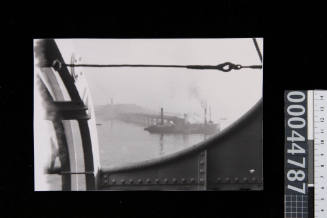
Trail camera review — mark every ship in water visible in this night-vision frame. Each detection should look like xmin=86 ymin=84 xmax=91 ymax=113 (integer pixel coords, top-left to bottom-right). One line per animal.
xmin=144 ymin=107 xmax=219 ymax=135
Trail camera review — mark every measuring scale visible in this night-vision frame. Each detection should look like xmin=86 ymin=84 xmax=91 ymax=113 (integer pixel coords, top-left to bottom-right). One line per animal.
xmin=285 ymin=90 xmax=327 ymax=218
xmin=311 ymin=90 xmax=327 ymax=218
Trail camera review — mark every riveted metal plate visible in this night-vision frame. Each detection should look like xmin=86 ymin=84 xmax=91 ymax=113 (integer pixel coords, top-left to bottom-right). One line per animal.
xmin=198 ymin=150 xmax=207 ymax=190
xmin=98 ymin=101 xmax=263 ymax=191
xmin=206 ymin=101 xmax=263 ymax=190
xmin=99 ymin=150 xmax=206 ymax=190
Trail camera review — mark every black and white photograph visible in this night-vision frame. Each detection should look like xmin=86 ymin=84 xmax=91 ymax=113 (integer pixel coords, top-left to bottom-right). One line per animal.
xmin=5 ymin=7 xmax=327 ymax=218
xmin=34 ymin=38 xmax=263 ymax=191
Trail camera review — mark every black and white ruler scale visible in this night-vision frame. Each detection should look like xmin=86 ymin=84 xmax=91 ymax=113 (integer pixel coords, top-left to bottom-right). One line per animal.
xmin=285 ymin=90 xmax=327 ymax=218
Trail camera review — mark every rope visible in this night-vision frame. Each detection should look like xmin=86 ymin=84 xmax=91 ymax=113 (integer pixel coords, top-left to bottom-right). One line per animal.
xmin=58 ymin=62 xmax=262 ymax=72
xmin=65 ymin=64 xmax=186 ymax=68
xmin=252 ymin=38 xmax=263 ymax=63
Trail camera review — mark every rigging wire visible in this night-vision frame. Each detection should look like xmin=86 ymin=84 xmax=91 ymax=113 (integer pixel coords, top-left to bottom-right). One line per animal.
xmin=53 ymin=61 xmax=262 ymax=72
xmin=252 ymin=38 xmax=263 ymax=63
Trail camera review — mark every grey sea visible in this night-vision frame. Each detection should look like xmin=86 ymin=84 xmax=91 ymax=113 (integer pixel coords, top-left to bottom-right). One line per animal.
xmin=47 ymin=119 xmax=215 ymax=190
xmin=97 ymin=119 xmax=209 ymax=167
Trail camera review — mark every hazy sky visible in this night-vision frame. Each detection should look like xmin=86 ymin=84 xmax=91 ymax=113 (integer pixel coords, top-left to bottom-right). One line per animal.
xmin=56 ymin=39 xmax=263 ymax=127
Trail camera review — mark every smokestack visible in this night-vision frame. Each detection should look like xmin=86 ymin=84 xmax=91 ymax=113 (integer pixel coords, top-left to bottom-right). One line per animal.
xmin=161 ymin=107 xmax=164 ymax=125
xmin=204 ymin=107 xmax=207 ymax=125
xmin=184 ymin=113 xmax=188 ymax=124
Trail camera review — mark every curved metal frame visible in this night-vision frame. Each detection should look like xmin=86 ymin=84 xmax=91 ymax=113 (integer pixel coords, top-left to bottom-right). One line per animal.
xmin=35 ymin=38 xmax=263 ymax=191
xmin=101 ymin=99 xmax=262 ymax=173
xmin=36 ymin=75 xmax=72 ymax=190
xmin=99 ymin=99 xmax=262 ymax=190
xmin=35 ymin=39 xmax=98 ymax=190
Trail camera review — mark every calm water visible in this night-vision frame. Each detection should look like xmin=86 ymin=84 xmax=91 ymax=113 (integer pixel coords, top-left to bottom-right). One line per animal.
xmin=97 ymin=119 xmax=211 ymax=168
xmin=47 ymin=119 xmax=215 ymax=190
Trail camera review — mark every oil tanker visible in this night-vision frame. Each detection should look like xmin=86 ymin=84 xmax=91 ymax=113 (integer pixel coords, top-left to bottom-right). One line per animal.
xmin=144 ymin=107 xmax=219 ymax=135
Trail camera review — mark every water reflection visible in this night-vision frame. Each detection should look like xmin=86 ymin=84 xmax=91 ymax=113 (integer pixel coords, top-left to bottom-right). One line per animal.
xmin=97 ymin=119 xmax=216 ymax=168
xmin=159 ymin=134 xmax=164 ymax=155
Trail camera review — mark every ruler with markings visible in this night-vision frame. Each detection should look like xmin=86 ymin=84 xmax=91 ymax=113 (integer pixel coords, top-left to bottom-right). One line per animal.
xmin=312 ymin=90 xmax=327 ymax=218
xmin=285 ymin=90 xmax=327 ymax=218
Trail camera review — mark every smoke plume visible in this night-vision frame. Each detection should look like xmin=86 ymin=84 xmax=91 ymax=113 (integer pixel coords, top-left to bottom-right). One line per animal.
xmin=188 ymin=84 xmax=207 ymax=109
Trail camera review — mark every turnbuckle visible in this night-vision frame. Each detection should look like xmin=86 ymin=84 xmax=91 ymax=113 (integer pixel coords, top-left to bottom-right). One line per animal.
xmin=216 ymin=62 xmax=242 ymax=72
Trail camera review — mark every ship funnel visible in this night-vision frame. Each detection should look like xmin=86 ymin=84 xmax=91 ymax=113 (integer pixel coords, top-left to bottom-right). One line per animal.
xmin=161 ymin=107 xmax=164 ymax=125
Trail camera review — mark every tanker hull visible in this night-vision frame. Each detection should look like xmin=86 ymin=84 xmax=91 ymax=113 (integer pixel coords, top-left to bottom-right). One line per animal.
xmin=144 ymin=123 xmax=219 ymax=135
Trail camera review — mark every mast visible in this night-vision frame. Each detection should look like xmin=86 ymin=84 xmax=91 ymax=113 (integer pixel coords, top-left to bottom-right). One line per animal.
xmin=161 ymin=107 xmax=164 ymax=125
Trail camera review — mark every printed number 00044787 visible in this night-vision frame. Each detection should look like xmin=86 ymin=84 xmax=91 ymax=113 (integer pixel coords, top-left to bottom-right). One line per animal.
xmin=286 ymin=91 xmax=307 ymax=194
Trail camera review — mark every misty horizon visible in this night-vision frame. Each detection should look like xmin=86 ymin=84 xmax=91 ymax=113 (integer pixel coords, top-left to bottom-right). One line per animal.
xmin=55 ymin=38 xmax=263 ymax=128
